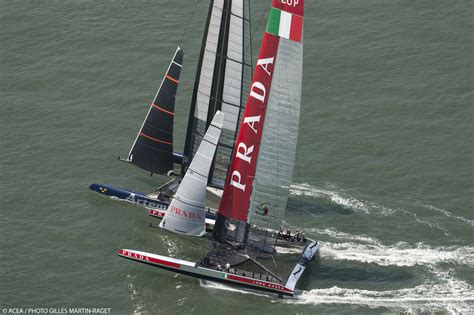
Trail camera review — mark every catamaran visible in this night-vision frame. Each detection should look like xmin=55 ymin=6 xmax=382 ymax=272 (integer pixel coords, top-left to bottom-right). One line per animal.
xmin=119 ymin=0 xmax=320 ymax=297
xmin=89 ymin=0 xmax=255 ymax=216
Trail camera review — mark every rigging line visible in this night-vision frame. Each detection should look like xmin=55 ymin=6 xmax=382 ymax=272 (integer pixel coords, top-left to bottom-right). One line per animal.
xmin=295 ymin=150 xmax=301 ymax=180
xmin=248 ymin=0 xmax=253 ymax=77
xmin=179 ymin=0 xmax=201 ymax=46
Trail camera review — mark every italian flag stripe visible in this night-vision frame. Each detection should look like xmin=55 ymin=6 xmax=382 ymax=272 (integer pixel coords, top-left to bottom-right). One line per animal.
xmin=279 ymin=10 xmax=292 ymax=39
xmin=266 ymin=7 xmax=303 ymax=42
xmin=267 ymin=7 xmax=281 ymax=36
xmin=290 ymin=14 xmax=303 ymax=42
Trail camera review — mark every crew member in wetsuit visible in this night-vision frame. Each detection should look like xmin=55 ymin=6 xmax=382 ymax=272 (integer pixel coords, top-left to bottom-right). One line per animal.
xmin=296 ymin=229 xmax=301 ymax=242
xmin=157 ymin=192 xmax=166 ymax=201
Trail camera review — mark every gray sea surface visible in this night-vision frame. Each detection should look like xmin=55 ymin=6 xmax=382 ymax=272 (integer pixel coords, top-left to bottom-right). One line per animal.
xmin=1 ymin=0 xmax=473 ymax=314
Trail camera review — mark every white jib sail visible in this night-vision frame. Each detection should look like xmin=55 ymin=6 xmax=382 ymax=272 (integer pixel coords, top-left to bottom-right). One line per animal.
xmin=160 ymin=111 xmax=224 ymax=236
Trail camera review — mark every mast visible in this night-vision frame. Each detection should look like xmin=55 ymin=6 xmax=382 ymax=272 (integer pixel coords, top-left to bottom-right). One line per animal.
xmin=182 ymin=1 xmax=215 ymax=172
xmin=213 ymin=0 xmax=305 ymax=250
xmin=125 ymin=47 xmax=184 ymax=175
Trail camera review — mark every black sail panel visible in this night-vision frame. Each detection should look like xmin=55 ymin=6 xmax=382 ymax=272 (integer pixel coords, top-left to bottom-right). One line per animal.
xmin=182 ymin=0 xmax=252 ymax=188
xmin=128 ymin=47 xmax=183 ymax=175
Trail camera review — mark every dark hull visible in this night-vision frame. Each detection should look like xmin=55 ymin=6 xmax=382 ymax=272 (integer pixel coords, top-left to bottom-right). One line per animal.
xmin=89 ymin=183 xmax=218 ymax=226
xmin=89 ymin=183 xmax=169 ymax=210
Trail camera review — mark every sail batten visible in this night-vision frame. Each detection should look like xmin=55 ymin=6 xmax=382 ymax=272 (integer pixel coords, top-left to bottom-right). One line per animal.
xmin=127 ymin=47 xmax=183 ymax=175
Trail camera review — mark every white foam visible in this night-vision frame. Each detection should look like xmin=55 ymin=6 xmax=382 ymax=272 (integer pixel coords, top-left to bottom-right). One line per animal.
xmin=411 ymin=212 xmax=451 ymax=236
xmin=309 ymin=228 xmax=381 ymax=245
xmin=286 ymin=278 xmax=474 ymax=314
xmin=275 ymin=246 xmax=303 ymax=254
xmin=126 ymin=280 xmax=144 ymax=315
xmin=289 ymin=183 xmax=394 ymax=215
xmin=307 ymin=228 xmax=473 ymax=266
xmin=321 ymin=241 xmax=474 ymax=267
xmin=420 ymin=204 xmax=474 ymax=226
xmin=177 ymin=297 xmax=187 ymax=306
xmin=200 ymin=280 xmax=271 ymax=298
xmin=163 ymin=237 xmax=178 ymax=256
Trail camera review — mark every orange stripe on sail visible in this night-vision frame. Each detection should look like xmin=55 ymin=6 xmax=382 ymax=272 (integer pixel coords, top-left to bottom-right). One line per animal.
xmin=139 ymin=132 xmax=172 ymax=145
xmin=166 ymin=75 xmax=179 ymax=84
xmin=152 ymin=103 xmax=174 ymax=116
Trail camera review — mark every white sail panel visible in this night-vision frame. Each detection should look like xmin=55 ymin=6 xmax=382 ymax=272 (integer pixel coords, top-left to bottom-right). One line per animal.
xmin=247 ymin=38 xmax=303 ymax=230
xmin=208 ymin=0 xmax=246 ymax=187
xmin=160 ymin=111 xmax=224 ymax=236
xmin=195 ymin=0 xmax=224 ymax=121
xmin=231 ymin=0 xmax=243 ymax=17
xmin=221 ymin=8 xmax=244 ymax=131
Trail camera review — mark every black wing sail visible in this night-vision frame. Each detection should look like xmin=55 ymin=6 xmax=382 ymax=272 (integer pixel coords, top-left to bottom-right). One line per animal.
xmin=126 ymin=47 xmax=183 ymax=175
xmin=182 ymin=0 xmax=252 ymax=189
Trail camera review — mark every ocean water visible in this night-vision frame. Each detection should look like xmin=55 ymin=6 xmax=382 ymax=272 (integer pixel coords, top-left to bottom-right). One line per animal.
xmin=1 ymin=0 xmax=473 ymax=314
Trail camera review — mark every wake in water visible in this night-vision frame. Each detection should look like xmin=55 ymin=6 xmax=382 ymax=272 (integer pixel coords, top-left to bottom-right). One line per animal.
xmin=288 ymin=277 xmax=473 ymax=314
xmin=309 ymin=228 xmax=381 ymax=244
xmin=419 ymin=204 xmax=474 ymax=227
xmin=290 ymin=183 xmax=394 ymax=216
xmin=200 ymin=224 xmax=473 ymax=313
xmin=126 ymin=276 xmax=145 ymax=314
xmin=296 ymin=227 xmax=473 ymax=313
xmin=320 ymin=241 xmax=474 ymax=267
xmin=309 ymin=227 xmax=474 ymax=267
xmin=290 ymin=183 xmax=473 ymax=235
xmin=200 ymin=280 xmax=272 ymax=298
xmin=201 ymin=256 xmax=473 ymax=314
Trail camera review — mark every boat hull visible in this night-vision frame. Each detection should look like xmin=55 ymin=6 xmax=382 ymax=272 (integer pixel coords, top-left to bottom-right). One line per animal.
xmin=118 ymin=248 xmax=317 ymax=297
xmin=89 ymin=183 xmax=169 ymax=210
xmin=89 ymin=183 xmax=218 ymax=230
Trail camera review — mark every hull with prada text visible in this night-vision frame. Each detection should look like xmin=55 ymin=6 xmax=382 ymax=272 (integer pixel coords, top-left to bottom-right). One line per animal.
xmin=119 ymin=241 xmax=320 ymax=297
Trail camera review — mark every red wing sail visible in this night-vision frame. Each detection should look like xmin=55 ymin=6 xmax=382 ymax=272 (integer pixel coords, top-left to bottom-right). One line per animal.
xmin=213 ymin=0 xmax=304 ymax=244
xmin=217 ymin=33 xmax=279 ymax=222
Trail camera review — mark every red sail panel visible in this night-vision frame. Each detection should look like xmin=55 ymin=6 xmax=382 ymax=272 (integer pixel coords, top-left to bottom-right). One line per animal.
xmin=272 ymin=0 xmax=304 ymax=17
xmin=217 ymin=33 xmax=280 ymax=222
